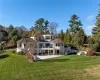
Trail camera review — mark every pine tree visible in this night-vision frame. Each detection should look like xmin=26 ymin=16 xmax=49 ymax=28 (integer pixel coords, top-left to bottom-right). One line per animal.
xmin=69 ymin=14 xmax=83 ymax=35
xmin=92 ymin=4 xmax=100 ymax=41
xmin=68 ymin=14 xmax=83 ymax=47
xmin=92 ymin=4 xmax=100 ymax=51
xmin=64 ymin=29 xmax=71 ymax=45
xmin=59 ymin=29 xmax=64 ymax=40
xmin=73 ymin=28 xmax=85 ymax=47
xmin=35 ymin=18 xmax=49 ymax=33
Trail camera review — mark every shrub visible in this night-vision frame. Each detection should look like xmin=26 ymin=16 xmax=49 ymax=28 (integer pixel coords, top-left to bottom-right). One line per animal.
xmin=12 ymin=50 xmax=16 ymax=54
xmin=89 ymin=43 xmax=100 ymax=52
xmin=17 ymin=51 xmax=25 ymax=55
xmin=6 ymin=40 xmax=16 ymax=48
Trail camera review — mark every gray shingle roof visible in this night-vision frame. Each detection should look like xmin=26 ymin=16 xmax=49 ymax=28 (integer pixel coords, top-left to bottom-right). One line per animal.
xmin=17 ymin=38 xmax=36 ymax=43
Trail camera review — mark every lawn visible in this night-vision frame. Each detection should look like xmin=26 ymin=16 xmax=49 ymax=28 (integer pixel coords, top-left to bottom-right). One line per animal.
xmin=0 ymin=51 xmax=100 ymax=80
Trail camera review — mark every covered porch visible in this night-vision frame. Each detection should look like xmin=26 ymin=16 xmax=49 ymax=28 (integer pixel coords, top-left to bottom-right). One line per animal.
xmin=37 ymin=49 xmax=63 ymax=55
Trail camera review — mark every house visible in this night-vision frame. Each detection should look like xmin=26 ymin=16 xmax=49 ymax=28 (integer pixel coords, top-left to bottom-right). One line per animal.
xmin=17 ymin=32 xmax=65 ymax=55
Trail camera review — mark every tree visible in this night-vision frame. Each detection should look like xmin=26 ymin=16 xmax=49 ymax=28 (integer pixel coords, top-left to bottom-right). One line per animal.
xmin=69 ymin=14 xmax=83 ymax=35
xmin=0 ymin=25 xmax=4 ymax=30
xmin=8 ymin=28 xmax=19 ymax=41
xmin=87 ymin=36 xmax=96 ymax=50
xmin=92 ymin=4 xmax=100 ymax=51
xmin=0 ymin=25 xmax=8 ymax=41
xmin=64 ymin=29 xmax=71 ymax=45
xmin=7 ymin=25 xmax=14 ymax=32
xmin=16 ymin=26 xmax=28 ymax=38
xmin=34 ymin=18 xmax=49 ymax=33
xmin=48 ymin=22 xmax=58 ymax=35
xmin=7 ymin=25 xmax=20 ymax=42
xmin=68 ymin=14 xmax=83 ymax=47
xmin=59 ymin=29 xmax=64 ymax=40
xmin=73 ymin=28 xmax=86 ymax=47
xmin=29 ymin=26 xmax=35 ymax=36
xmin=44 ymin=20 xmax=49 ymax=33
xmin=0 ymin=30 xmax=8 ymax=41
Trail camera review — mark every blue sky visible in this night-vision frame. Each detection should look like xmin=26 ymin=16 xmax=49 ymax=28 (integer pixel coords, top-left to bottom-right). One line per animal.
xmin=0 ymin=0 xmax=100 ymax=35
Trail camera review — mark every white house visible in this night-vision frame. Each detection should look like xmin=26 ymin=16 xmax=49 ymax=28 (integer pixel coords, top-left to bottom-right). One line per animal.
xmin=17 ymin=31 xmax=65 ymax=55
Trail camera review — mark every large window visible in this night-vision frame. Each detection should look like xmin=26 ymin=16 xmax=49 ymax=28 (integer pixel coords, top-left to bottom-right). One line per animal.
xmin=24 ymin=44 xmax=26 ymax=47
xmin=58 ymin=43 xmax=60 ymax=46
xmin=50 ymin=44 xmax=53 ymax=48
xmin=45 ymin=43 xmax=50 ymax=48
xmin=56 ymin=43 xmax=60 ymax=46
xmin=56 ymin=43 xmax=63 ymax=46
xmin=56 ymin=43 xmax=58 ymax=46
xmin=39 ymin=43 xmax=43 ymax=48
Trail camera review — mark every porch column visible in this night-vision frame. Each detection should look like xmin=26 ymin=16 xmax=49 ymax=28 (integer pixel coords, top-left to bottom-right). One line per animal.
xmin=53 ymin=50 xmax=55 ymax=55
xmin=53 ymin=43 xmax=55 ymax=55
xmin=37 ymin=43 xmax=39 ymax=55
xmin=48 ymin=50 xmax=49 ymax=55
xmin=17 ymin=42 xmax=20 ymax=48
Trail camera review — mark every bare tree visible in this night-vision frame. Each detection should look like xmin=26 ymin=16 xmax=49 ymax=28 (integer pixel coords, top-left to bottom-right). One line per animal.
xmin=48 ymin=22 xmax=58 ymax=35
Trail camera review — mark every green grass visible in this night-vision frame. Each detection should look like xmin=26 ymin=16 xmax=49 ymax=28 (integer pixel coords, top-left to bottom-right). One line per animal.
xmin=0 ymin=51 xmax=100 ymax=80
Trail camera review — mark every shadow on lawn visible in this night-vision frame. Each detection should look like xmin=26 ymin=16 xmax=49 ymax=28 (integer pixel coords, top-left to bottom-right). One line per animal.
xmin=95 ymin=54 xmax=100 ymax=56
xmin=0 ymin=50 xmax=6 ymax=54
xmin=0 ymin=54 xmax=9 ymax=59
xmin=42 ymin=58 xmax=70 ymax=62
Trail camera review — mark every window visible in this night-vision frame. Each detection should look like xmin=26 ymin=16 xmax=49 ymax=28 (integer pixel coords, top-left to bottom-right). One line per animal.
xmin=45 ymin=43 xmax=50 ymax=47
xmin=56 ymin=43 xmax=58 ymax=46
xmin=58 ymin=43 xmax=60 ymax=46
xmin=46 ymin=36 xmax=50 ymax=39
xmin=39 ymin=43 xmax=43 ymax=48
xmin=56 ymin=43 xmax=63 ymax=46
xmin=19 ymin=43 xmax=21 ymax=47
xmin=56 ymin=43 xmax=60 ymax=46
xmin=50 ymin=44 xmax=53 ymax=48
xmin=51 ymin=50 xmax=53 ymax=53
xmin=24 ymin=44 xmax=26 ymax=47
xmin=57 ymin=50 xmax=60 ymax=54
xmin=61 ymin=43 xmax=63 ymax=46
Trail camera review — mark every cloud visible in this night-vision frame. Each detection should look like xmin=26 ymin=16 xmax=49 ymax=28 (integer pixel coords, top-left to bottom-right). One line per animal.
xmin=87 ymin=15 xmax=94 ymax=21
xmin=85 ymin=25 xmax=95 ymax=35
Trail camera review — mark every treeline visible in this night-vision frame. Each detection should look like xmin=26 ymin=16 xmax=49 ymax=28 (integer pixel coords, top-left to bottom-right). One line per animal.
xmin=0 ymin=14 xmax=88 ymax=49
xmin=0 ymin=18 xmax=58 ymax=48
xmin=0 ymin=25 xmax=29 ymax=48
xmin=0 ymin=4 xmax=100 ymax=51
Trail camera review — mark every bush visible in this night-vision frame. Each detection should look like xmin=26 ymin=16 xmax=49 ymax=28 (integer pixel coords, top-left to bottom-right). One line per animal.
xmin=17 ymin=51 xmax=25 ymax=55
xmin=89 ymin=43 xmax=100 ymax=52
xmin=12 ymin=50 xmax=16 ymax=54
xmin=6 ymin=40 xmax=16 ymax=49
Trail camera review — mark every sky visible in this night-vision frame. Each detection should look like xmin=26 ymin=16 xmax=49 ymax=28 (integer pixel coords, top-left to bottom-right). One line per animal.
xmin=0 ymin=0 xmax=100 ymax=35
